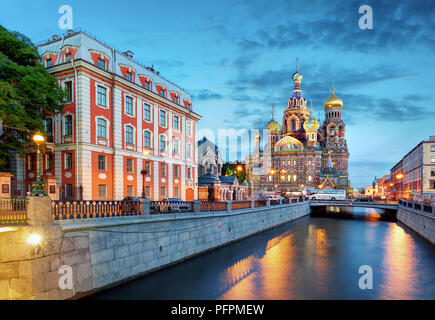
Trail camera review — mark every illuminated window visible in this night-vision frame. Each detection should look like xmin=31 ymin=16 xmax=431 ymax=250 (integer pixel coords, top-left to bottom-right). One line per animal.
xmin=126 ymin=159 xmax=133 ymax=174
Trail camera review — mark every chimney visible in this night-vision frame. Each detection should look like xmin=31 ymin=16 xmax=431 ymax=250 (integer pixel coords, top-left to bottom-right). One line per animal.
xmin=123 ymin=50 xmax=134 ymax=59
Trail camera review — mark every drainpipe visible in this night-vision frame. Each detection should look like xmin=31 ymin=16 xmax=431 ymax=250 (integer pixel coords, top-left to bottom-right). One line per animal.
xmin=71 ymin=59 xmax=79 ymax=199
xmin=111 ymin=48 xmax=116 ymax=200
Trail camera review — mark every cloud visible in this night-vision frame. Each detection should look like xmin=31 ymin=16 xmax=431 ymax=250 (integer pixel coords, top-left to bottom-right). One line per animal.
xmin=191 ymin=89 xmax=224 ymax=101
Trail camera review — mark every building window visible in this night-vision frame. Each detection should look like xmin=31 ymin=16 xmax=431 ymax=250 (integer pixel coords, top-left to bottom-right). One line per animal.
xmin=97 ymin=86 xmax=106 ymax=107
xmin=143 ymin=131 xmax=151 ymax=148
xmin=431 ymin=157 xmax=435 ymax=163
xmin=187 ymin=143 xmax=192 ymax=159
xmin=126 ymin=185 xmax=133 ymax=196
xmin=161 ymin=186 xmax=166 ymax=197
xmin=159 ymin=110 xmax=166 ymax=127
xmin=64 ymin=81 xmax=73 ymax=103
xmin=46 ymin=154 xmax=53 ymax=170
xmin=126 ymin=159 xmax=133 ymax=174
xmin=28 ymin=155 xmax=35 ymax=170
xmin=126 ymin=71 xmax=132 ymax=81
xmin=174 ymin=165 xmax=179 ymax=178
xmin=98 ymin=184 xmax=107 ymax=198
xmin=145 ymin=186 xmax=151 ymax=198
xmin=308 ymin=175 xmax=312 ymax=182
xmin=160 ymin=88 xmax=166 ymax=98
xmin=64 ymin=115 xmax=73 ymax=136
xmin=144 ymin=162 xmax=151 ymax=175
xmin=65 ymin=184 xmax=73 ymax=199
xmin=431 ymin=145 xmax=435 ymax=152
xmin=186 ymin=121 xmax=192 ymax=136
xmin=173 ymin=139 xmax=179 ymax=156
xmin=287 ymin=175 xmax=291 ymax=182
xmin=125 ymin=126 xmax=134 ymax=145
xmin=97 ymin=118 xmax=107 ymax=139
xmin=174 ymin=187 xmax=179 ymax=197
xmin=173 ymin=116 xmax=179 ymax=131
xmin=293 ymin=174 xmax=297 ymax=182
xmin=98 ymin=58 xmax=106 ymax=69
xmin=46 ymin=58 xmax=52 ymax=67
xmin=144 ymin=104 xmax=151 ymax=121
xmin=125 ymin=96 xmax=133 ymax=115
xmin=65 ymin=53 xmax=71 ymax=62
xmin=65 ymin=153 xmax=72 ymax=170
xmin=431 ymin=169 xmax=435 ymax=177
xmin=98 ymin=155 xmax=106 ymax=171
xmin=161 ymin=163 xmax=166 ymax=177
xmin=174 ymin=96 xmax=179 ymax=104
xmin=159 ymin=135 xmax=166 ymax=152
xmin=144 ymin=81 xmax=150 ymax=90
xmin=187 ymin=167 xmax=192 ymax=179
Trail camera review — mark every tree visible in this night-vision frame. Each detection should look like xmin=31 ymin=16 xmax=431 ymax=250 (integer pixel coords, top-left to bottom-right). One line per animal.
xmin=222 ymin=163 xmax=247 ymax=184
xmin=0 ymin=25 xmax=65 ymax=171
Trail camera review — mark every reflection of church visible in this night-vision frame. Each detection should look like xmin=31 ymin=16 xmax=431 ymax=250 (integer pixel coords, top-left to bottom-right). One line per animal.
xmin=245 ymin=64 xmax=350 ymax=194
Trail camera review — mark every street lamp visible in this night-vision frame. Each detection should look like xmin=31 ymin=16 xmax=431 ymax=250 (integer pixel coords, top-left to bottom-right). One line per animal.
xmin=141 ymin=147 xmax=152 ymax=198
xmin=31 ymin=132 xmax=47 ymax=196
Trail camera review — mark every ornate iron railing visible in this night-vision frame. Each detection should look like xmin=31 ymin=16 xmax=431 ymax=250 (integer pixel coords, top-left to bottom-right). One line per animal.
xmin=231 ymin=201 xmax=251 ymax=210
xmin=52 ymin=200 xmax=141 ymax=220
xmin=270 ymin=200 xmax=280 ymax=206
xmin=200 ymin=201 xmax=227 ymax=212
xmin=150 ymin=201 xmax=193 ymax=214
xmin=254 ymin=200 xmax=267 ymax=207
xmin=0 ymin=198 xmax=27 ymax=225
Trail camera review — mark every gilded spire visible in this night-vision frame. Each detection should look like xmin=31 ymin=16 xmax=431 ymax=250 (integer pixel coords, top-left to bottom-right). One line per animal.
xmin=332 ymin=78 xmax=335 ymax=94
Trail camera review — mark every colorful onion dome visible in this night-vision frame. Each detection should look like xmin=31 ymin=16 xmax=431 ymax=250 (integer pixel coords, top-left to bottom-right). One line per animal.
xmin=265 ymin=119 xmax=281 ymax=133
xmin=292 ymin=72 xmax=303 ymax=82
xmin=303 ymin=117 xmax=320 ymax=132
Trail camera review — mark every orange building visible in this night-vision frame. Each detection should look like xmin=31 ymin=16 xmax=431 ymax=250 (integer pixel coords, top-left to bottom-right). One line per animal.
xmin=14 ymin=30 xmax=200 ymax=201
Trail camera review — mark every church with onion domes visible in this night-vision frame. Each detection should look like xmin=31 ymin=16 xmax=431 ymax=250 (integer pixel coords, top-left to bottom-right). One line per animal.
xmin=245 ymin=63 xmax=350 ymax=195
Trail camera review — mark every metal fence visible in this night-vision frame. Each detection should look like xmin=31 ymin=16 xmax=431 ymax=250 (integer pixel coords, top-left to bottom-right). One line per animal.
xmin=254 ymin=200 xmax=268 ymax=207
xmin=399 ymin=199 xmax=433 ymax=215
xmin=0 ymin=198 xmax=27 ymax=225
xmin=200 ymin=201 xmax=227 ymax=212
xmin=51 ymin=200 xmax=141 ymax=220
xmin=231 ymin=201 xmax=251 ymax=210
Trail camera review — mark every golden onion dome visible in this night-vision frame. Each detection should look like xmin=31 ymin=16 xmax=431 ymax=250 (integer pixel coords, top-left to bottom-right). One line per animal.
xmin=303 ymin=117 xmax=319 ymax=132
xmin=265 ymin=120 xmax=281 ymax=133
xmin=324 ymin=83 xmax=343 ymax=109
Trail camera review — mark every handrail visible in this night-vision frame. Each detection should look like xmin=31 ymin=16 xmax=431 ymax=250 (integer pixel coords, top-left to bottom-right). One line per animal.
xmin=0 ymin=198 xmax=28 ymax=225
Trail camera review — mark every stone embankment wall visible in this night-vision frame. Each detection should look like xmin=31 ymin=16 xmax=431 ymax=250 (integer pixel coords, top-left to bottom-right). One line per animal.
xmin=397 ymin=202 xmax=435 ymax=245
xmin=0 ymin=198 xmax=310 ymax=299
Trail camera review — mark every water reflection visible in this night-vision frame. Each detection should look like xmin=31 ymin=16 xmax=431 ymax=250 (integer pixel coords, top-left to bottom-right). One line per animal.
xmin=92 ymin=207 xmax=435 ymax=300
xmin=380 ymin=223 xmax=418 ymax=299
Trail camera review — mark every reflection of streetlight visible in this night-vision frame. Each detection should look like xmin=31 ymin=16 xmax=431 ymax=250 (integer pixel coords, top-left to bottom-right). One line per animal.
xmin=31 ymin=132 xmax=47 ymax=196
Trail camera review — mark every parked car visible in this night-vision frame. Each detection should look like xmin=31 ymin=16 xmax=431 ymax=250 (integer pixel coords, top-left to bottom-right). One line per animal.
xmin=121 ymin=196 xmax=159 ymax=214
xmin=161 ymin=198 xmax=191 ymax=213
xmin=354 ymin=197 xmax=373 ymax=202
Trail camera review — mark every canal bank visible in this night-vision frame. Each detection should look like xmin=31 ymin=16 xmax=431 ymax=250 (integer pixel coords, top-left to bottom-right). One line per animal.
xmin=397 ymin=200 xmax=435 ymax=245
xmin=0 ymin=198 xmax=310 ymax=299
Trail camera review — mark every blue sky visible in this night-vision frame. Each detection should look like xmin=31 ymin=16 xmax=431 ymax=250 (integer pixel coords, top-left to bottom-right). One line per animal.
xmin=1 ymin=0 xmax=434 ymax=187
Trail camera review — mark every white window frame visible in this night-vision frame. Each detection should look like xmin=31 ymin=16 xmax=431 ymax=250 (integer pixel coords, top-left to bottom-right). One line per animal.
xmin=62 ymin=112 xmax=74 ymax=138
xmin=173 ymin=138 xmax=180 ymax=157
xmin=173 ymin=115 xmax=180 ymax=132
xmin=124 ymin=124 xmax=136 ymax=147
xmin=124 ymin=95 xmax=135 ymax=117
xmin=186 ymin=142 xmax=192 ymax=160
xmin=143 ymin=129 xmax=153 ymax=150
xmin=95 ymin=83 xmax=109 ymax=109
xmin=95 ymin=116 xmax=110 ymax=145
xmin=159 ymin=109 xmax=167 ymax=128
xmin=159 ymin=134 xmax=168 ymax=154
xmin=186 ymin=120 xmax=192 ymax=137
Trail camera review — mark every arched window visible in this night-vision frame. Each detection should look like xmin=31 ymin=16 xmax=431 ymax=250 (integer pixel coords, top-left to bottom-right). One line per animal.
xmin=159 ymin=135 xmax=166 ymax=152
xmin=143 ymin=131 xmax=151 ymax=148
xmin=125 ymin=126 xmax=134 ymax=144
xmin=97 ymin=119 xmax=106 ymax=139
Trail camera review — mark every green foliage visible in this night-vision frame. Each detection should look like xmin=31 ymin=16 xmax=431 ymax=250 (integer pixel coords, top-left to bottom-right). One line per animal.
xmin=0 ymin=25 xmax=65 ymax=171
xmin=222 ymin=163 xmax=247 ymax=184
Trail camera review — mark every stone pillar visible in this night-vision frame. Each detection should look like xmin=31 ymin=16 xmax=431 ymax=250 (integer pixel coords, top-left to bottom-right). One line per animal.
xmin=42 ymin=175 xmax=59 ymax=200
xmin=26 ymin=196 xmax=53 ymax=226
xmin=251 ymin=200 xmax=255 ymax=208
xmin=266 ymin=199 xmax=271 ymax=207
xmin=140 ymin=198 xmax=150 ymax=216
xmin=193 ymin=200 xmax=201 ymax=214
xmin=279 ymin=198 xmax=283 ymax=205
xmin=0 ymin=172 xmax=12 ymax=198
xmin=226 ymin=200 xmax=232 ymax=212
xmin=432 ymin=203 xmax=435 ymax=216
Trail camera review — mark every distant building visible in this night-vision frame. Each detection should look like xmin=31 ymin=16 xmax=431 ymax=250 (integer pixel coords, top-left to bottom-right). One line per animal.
xmin=245 ymin=64 xmax=350 ymax=196
xmin=197 ymin=137 xmax=223 ymax=176
xmin=197 ymin=138 xmax=248 ymax=201
xmin=390 ymin=136 xmax=435 ymax=199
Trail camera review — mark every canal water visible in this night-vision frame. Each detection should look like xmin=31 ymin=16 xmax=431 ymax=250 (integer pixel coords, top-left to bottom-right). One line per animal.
xmin=92 ymin=207 xmax=435 ymax=300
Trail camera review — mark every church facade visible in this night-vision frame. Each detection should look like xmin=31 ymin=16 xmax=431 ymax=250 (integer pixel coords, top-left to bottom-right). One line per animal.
xmin=245 ymin=66 xmax=350 ymax=195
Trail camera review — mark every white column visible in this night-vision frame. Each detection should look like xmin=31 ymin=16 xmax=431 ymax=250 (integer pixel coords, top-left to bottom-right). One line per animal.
xmin=113 ymin=87 xmax=123 ymax=149
xmin=137 ymin=158 xmax=142 ymax=197
xmin=181 ymin=164 xmax=186 ymax=200
xmin=168 ymin=164 xmax=173 ymax=198
xmin=137 ymin=98 xmax=142 ymax=152
xmin=114 ymin=154 xmax=123 ymax=200
xmin=153 ymin=160 xmax=159 ymax=200
xmin=77 ymin=74 xmax=91 ymax=144
xmin=153 ymin=105 xmax=159 ymax=156
xmin=79 ymin=149 xmax=92 ymax=200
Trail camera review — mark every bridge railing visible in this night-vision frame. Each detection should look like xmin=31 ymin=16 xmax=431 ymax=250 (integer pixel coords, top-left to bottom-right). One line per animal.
xmin=0 ymin=198 xmax=28 ymax=225
xmin=399 ymin=199 xmax=434 ymax=216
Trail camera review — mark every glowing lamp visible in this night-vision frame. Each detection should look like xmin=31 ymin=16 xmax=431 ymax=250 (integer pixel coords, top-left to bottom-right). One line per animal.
xmin=236 ymin=165 xmax=243 ymax=172
xmin=395 ymin=173 xmax=404 ymax=180
xmin=26 ymin=234 xmax=42 ymax=246
xmin=270 ymin=169 xmax=275 ymax=175
xmin=142 ymin=148 xmax=151 ymax=156
xmin=32 ymin=133 xmax=45 ymax=145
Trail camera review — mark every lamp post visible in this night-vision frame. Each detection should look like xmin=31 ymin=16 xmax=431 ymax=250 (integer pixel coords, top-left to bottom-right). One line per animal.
xmin=141 ymin=147 xmax=152 ymax=198
xmin=31 ymin=132 xmax=48 ymax=196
